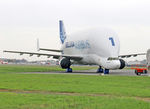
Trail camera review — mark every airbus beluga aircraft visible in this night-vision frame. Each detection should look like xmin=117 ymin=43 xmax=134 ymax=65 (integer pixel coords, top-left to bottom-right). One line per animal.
xmin=4 ymin=20 xmax=146 ymax=74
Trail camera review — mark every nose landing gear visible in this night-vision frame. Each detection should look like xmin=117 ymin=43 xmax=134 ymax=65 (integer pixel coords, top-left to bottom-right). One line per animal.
xmin=104 ymin=69 xmax=109 ymax=74
xmin=97 ymin=66 xmax=109 ymax=74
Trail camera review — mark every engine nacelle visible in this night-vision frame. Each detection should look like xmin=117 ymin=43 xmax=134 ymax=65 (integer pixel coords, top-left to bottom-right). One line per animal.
xmin=100 ymin=58 xmax=126 ymax=70
xmin=59 ymin=58 xmax=71 ymax=69
xmin=119 ymin=59 xmax=125 ymax=69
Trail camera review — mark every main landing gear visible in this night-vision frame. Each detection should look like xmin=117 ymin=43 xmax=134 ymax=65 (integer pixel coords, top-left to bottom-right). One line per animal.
xmin=60 ymin=57 xmax=73 ymax=73
xmin=97 ymin=66 xmax=109 ymax=74
xmin=66 ymin=68 xmax=72 ymax=72
xmin=97 ymin=66 xmax=103 ymax=73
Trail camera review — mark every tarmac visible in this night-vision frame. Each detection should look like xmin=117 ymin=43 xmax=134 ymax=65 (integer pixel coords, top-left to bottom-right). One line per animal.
xmin=23 ymin=69 xmax=149 ymax=76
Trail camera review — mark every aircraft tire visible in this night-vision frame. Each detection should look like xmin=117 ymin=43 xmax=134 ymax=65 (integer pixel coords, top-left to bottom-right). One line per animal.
xmin=66 ymin=68 xmax=72 ymax=73
xmin=104 ymin=69 xmax=109 ymax=74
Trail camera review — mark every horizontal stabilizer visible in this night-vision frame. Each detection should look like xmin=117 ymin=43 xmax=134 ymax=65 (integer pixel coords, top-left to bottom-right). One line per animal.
xmin=37 ymin=38 xmax=62 ymax=52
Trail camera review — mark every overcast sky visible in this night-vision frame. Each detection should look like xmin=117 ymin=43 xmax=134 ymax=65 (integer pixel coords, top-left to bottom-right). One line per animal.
xmin=0 ymin=0 xmax=150 ymax=61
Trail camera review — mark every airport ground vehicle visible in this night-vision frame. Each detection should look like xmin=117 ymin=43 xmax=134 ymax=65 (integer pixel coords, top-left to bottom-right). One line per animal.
xmin=132 ymin=68 xmax=147 ymax=75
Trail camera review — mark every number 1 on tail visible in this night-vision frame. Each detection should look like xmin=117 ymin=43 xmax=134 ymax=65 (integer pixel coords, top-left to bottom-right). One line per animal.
xmin=109 ymin=37 xmax=115 ymax=46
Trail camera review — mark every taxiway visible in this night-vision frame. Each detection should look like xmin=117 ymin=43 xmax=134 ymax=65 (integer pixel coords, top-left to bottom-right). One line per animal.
xmin=22 ymin=69 xmax=147 ymax=76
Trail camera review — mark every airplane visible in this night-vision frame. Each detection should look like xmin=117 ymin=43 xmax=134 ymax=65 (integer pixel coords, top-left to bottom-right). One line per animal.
xmin=3 ymin=20 xmax=146 ymax=74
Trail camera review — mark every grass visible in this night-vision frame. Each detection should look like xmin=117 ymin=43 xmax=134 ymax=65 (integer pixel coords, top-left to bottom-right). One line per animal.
xmin=0 ymin=92 xmax=150 ymax=109
xmin=0 ymin=64 xmax=97 ymax=73
xmin=0 ymin=65 xmax=150 ymax=108
xmin=0 ymin=73 xmax=150 ymax=97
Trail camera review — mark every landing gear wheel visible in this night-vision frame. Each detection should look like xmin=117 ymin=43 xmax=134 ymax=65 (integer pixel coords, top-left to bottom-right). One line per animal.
xmin=66 ymin=68 xmax=72 ymax=72
xmin=104 ymin=69 xmax=109 ymax=74
xmin=97 ymin=66 xmax=103 ymax=73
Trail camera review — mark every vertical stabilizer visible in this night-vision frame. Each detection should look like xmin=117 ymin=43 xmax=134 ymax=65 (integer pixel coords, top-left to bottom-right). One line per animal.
xmin=59 ymin=20 xmax=66 ymax=44
xmin=37 ymin=38 xmax=40 ymax=51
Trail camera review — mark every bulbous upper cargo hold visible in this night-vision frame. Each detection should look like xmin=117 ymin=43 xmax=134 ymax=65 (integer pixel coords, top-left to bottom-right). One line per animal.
xmin=63 ymin=28 xmax=120 ymax=58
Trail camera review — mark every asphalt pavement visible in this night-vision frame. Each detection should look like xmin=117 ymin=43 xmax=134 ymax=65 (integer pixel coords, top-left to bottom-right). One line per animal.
xmin=22 ymin=69 xmax=150 ymax=76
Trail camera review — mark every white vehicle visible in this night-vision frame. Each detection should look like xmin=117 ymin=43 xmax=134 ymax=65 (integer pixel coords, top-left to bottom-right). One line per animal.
xmin=4 ymin=20 xmax=146 ymax=74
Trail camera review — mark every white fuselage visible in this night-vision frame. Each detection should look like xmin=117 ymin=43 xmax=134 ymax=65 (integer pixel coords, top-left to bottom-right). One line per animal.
xmin=62 ymin=28 xmax=121 ymax=69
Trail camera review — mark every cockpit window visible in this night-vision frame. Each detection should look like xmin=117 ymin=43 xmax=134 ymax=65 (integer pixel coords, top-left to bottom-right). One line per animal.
xmin=107 ymin=57 xmax=119 ymax=60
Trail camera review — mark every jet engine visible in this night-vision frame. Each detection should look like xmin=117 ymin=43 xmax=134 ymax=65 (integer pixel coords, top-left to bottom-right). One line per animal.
xmin=60 ymin=58 xmax=71 ymax=69
xmin=119 ymin=59 xmax=125 ymax=69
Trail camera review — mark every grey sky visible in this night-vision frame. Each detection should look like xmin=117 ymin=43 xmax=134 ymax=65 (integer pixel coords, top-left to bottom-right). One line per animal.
xmin=0 ymin=0 xmax=150 ymax=61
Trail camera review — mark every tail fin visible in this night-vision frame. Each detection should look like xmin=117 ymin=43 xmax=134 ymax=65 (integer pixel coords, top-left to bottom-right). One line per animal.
xmin=37 ymin=38 xmax=40 ymax=51
xmin=59 ymin=20 xmax=66 ymax=44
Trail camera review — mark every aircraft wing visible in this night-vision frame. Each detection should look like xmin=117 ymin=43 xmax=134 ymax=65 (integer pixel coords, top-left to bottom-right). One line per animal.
xmin=119 ymin=53 xmax=146 ymax=58
xmin=3 ymin=50 xmax=83 ymax=61
xmin=38 ymin=48 xmax=63 ymax=52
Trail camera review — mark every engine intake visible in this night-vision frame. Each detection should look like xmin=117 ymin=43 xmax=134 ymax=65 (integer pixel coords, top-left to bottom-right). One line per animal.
xmin=60 ymin=58 xmax=71 ymax=69
xmin=119 ymin=59 xmax=125 ymax=69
